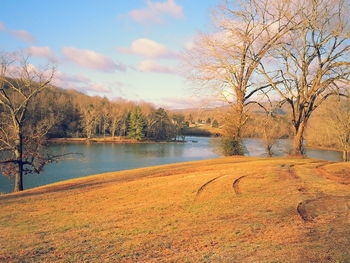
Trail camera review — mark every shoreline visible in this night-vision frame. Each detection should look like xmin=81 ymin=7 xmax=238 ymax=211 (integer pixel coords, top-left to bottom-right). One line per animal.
xmin=305 ymin=144 xmax=343 ymax=153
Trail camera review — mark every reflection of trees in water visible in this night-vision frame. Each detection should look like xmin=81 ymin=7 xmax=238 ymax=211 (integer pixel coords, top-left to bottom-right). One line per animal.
xmin=270 ymin=140 xmax=291 ymax=157
xmin=125 ymin=144 xmax=185 ymax=158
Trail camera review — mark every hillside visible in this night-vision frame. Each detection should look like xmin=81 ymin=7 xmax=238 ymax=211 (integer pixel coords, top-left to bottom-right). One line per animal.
xmin=0 ymin=157 xmax=349 ymax=262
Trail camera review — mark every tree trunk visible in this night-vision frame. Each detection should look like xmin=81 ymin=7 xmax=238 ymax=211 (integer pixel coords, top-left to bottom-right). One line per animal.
xmin=342 ymin=150 xmax=349 ymax=162
xmin=87 ymin=128 xmax=91 ymax=139
xmin=235 ymin=99 xmax=245 ymax=139
xmin=102 ymin=119 xmax=107 ymax=137
xmin=111 ymin=122 xmax=116 ymax=137
xmin=14 ymin=161 xmax=23 ymax=192
xmin=292 ymin=121 xmax=306 ymax=156
xmin=14 ymin=133 xmax=24 ymax=192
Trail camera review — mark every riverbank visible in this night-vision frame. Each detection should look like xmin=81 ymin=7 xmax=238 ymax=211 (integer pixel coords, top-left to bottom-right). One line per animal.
xmin=49 ymin=136 xmax=186 ymax=144
xmin=306 ymin=144 xmax=344 ymax=153
xmin=1 ymin=156 xmax=349 ymax=262
xmin=182 ymin=126 xmax=221 ymax=137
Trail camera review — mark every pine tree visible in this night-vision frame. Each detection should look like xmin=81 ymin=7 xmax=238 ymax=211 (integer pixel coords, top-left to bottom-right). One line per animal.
xmin=148 ymin=108 xmax=174 ymax=140
xmin=127 ymin=107 xmax=145 ymax=140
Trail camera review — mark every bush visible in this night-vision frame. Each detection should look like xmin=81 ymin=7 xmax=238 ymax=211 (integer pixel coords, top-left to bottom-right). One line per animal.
xmin=219 ymin=137 xmax=245 ymax=156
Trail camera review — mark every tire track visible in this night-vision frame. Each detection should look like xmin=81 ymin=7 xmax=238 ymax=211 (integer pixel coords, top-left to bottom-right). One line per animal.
xmin=195 ymin=175 xmax=226 ymax=198
xmin=232 ymin=176 xmax=246 ymax=195
xmin=297 ymin=201 xmax=311 ymax=222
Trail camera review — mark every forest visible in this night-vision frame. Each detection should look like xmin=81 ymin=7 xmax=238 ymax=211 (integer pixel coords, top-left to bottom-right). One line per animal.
xmin=28 ymin=86 xmax=185 ymax=142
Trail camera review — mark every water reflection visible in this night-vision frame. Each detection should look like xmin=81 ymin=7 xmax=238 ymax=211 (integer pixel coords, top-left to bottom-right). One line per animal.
xmin=243 ymin=139 xmax=291 ymax=157
xmin=244 ymin=138 xmax=343 ymax=161
xmin=305 ymin=148 xmax=343 ymax=162
xmin=123 ymin=143 xmax=186 ymax=158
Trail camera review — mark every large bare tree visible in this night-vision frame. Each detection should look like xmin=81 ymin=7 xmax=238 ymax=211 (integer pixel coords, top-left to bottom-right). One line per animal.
xmin=259 ymin=0 xmax=350 ymax=155
xmin=0 ymin=53 xmax=58 ymax=192
xmin=185 ymin=0 xmax=301 ymax=146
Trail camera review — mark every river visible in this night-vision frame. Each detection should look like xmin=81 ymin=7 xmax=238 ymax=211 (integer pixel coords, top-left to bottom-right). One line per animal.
xmin=0 ymin=137 xmax=344 ymax=193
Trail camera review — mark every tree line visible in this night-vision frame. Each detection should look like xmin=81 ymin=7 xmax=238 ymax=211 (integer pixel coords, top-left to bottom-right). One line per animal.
xmin=27 ymin=87 xmax=188 ymax=141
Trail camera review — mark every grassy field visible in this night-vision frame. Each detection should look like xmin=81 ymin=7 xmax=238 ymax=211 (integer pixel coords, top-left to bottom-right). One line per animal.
xmin=0 ymin=156 xmax=349 ymax=262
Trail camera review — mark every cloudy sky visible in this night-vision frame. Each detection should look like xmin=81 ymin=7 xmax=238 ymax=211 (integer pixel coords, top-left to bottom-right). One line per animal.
xmin=0 ymin=0 xmax=220 ymax=109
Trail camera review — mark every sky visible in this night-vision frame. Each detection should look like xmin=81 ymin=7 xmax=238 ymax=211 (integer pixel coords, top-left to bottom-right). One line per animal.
xmin=0 ymin=0 xmax=220 ymax=109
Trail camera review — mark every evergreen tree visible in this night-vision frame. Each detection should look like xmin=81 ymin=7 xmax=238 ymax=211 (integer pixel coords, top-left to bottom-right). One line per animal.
xmin=212 ymin=120 xmax=219 ymax=128
xmin=148 ymin=108 xmax=174 ymax=140
xmin=127 ymin=107 xmax=145 ymax=140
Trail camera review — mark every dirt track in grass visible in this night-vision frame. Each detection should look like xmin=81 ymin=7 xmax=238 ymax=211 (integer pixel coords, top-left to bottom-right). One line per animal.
xmin=0 ymin=156 xmax=349 ymax=262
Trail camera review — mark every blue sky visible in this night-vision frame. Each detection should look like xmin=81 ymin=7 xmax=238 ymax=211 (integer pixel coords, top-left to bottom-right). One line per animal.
xmin=0 ymin=0 xmax=220 ymax=108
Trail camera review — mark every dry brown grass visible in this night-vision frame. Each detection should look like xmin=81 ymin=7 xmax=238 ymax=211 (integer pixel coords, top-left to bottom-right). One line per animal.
xmin=0 ymin=157 xmax=349 ymax=262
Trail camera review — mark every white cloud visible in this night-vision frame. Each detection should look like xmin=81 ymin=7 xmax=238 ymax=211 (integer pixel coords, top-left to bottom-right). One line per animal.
xmin=51 ymin=71 xmax=91 ymax=89
xmin=52 ymin=70 xmax=114 ymax=94
xmin=5 ymin=63 xmax=39 ymax=79
xmin=84 ymin=84 xmax=112 ymax=93
xmin=118 ymin=38 xmax=177 ymax=59
xmin=2 ymin=55 xmax=113 ymax=94
xmin=0 ymin=22 xmax=35 ymax=43
xmin=11 ymin=30 xmax=35 ymax=43
xmin=129 ymin=0 xmax=184 ymax=24
xmin=62 ymin=47 xmax=126 ymax=72
xmin=25 ymin=46 xmax=57 ymax=61
xmin=155 ymin=96 xmax=222 ymax=109
xmin=138 ymin=60 xmax=176 ymax=74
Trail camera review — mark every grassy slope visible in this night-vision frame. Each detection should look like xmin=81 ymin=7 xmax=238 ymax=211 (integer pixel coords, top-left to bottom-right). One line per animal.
xmin=0 ymin=157 xmax=349 ymax=263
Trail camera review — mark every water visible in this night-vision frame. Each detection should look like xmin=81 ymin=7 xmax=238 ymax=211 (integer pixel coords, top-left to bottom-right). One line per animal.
xmin=0 ymin=137 xmax=344 ymax=193
xmin=243 ymin=138 xmax=343 ymax=161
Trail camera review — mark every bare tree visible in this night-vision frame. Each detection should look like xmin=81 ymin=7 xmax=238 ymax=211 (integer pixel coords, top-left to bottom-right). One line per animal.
xmin=259 ymin=0 xmax=350 ymax=155
xmin=184 ymin=0 xmax=300 ymax=148
xmin=97 ymin=98 xmax=112 ymax=137
xmin=327 ymin=96 xmax=350 ymax=161
xmin=109 ymin=100 xmax=135 ymax=137
xmin=110 ymin=103 xmax=123 ymax=137
xmin=261 ymin=112 xmax=290 ymax=157
xmin=76 ymin=96 xmax=99 ymax=139
xmin=0 ymin=53 xmax=57 ymax=192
